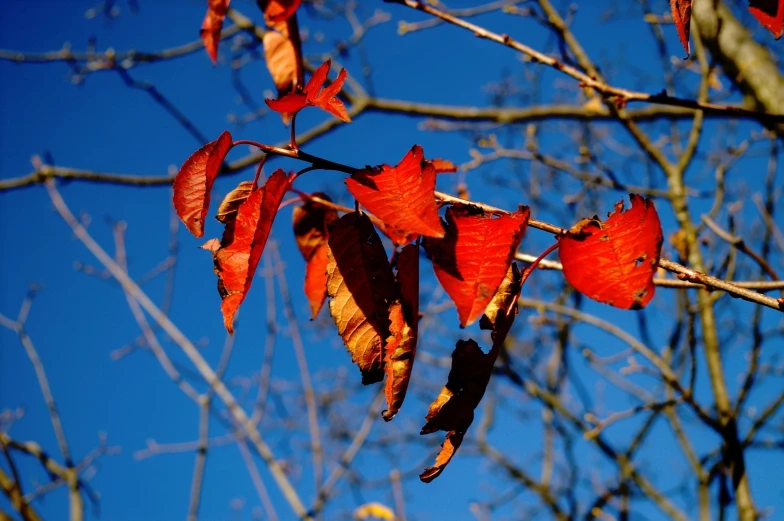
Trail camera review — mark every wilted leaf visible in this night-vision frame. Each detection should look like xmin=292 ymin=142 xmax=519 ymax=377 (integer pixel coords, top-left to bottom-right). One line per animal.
xmin=423 ymin=205 xmax=530 ymax=327
xmin=749 ymin=0 xmax=784 ymax=39
xmin=479 ymin=262 xmax=522 ymax=349
xmin=266 ymin=59 xmax=351 ymax=122
xmin=214 ymin=169 xmax=291 ymax=333
xmin=428 ymin=158 xmax=459 ymax=174
xmin=420 ymin=338 xmax=496 ymax=482
xmin=346 ymin=146 xmax=444 ymax=241
xmin=258 ymin=0 xmax=301 ymax=24
xmin=173 ymin=130 xmax=233 ymax=238
xmin=354 ymin=502 xmax=397 ymax=521
xmin=293 ymin=193 xmax=339 ymax=318
xmin=558 ymin=194 xmax=663 ymax=309
xmin=382 ymin=244 xmax=420 ymax=421
xmin=263 ymin=17 xmax=304 ymax=107
xmin=216 ymin=181 xmax=254 ymax=224
xmin=326 ymin=212 xmax=396 ymax=384
xmin=201 ymin=0 xmax=231 ymax=64
xmin=669 ymin=0 xmax=692 ymax=55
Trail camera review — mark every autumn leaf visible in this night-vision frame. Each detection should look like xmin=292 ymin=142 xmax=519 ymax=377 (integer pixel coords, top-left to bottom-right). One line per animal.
xmin=263 ymin=17 xmax=304 ymax=110
xmin=213 ymin=169 xmax=291 ymax=333
xmin=346 ymin=146 xmax=444 ymax=241
xmin=479 ymin=262 xmax=522 ymax=349
xmin=354 ymin=502 xmax=397 ymax=521
xmin=749 ymin=0 xmax=784 ymax=39
xmin=292 ymin=193 xmax=338 ymax=318
xmin=173 ymin=130 xmax=233 ymax=238
xmin=201 ymin=0 xmax=231 ymax=64
xmin=558 ymin=194 xmax=663 ymax=309
xmin=420 ymin=338 xmax=496 ymax=482
xmin=258 ymin=0 xmax=301 ymax=24
xmin=216 ymin=181 xmax=254 ymax=224
xmin=383 ymin=244 xmax=420 ymax=421
xmin=326 ymin=212 xmax=396 ymax=384
xmin=266 ymin=59 xmax=351 ymax=122
xmin=669 ymin=0 xmax=692 ymax=55
xmin=423 ymin=205 xmax=530 ymax=327
xmin=428 ymin=158 xmax=459 ymax=174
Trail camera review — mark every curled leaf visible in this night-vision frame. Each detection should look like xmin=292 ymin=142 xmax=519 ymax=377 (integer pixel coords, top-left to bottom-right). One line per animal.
xmin=748 ymin=0 xmax=784 ymax=39
xmin=382 ymin=244 xmax=420 ymax=421
xmin=216 ymin=181 xmax=254 ymax=224
xmin=263 ymin=16 xmax=304 ymax=109
xmin=326 ymin=212 xmax=396 ymax=384
xmin=420 ymin=431 xmax=463 ymax=483
xmin=266 ymin=59 xmax=350 ymax=122
xmin=293 ymin=193 xmax=338 ymax=318
xmin=558 ymin=194 xmax=663 ymax=309
xmin=201 ymin=0 xmax=231 ymax=64
xmin=347 ymin=146 xmax=444 ymax=242
xmin=173 ymin=130 xmax=233 ymax=238
xmin=213 ymin=169 xmax=290 ymax=333
xmin=423 ymin=205 xmax=530 ymax=327
xmin=479 ymin=262 xmax=522 ymax=349
xmin=669 ymin=0 xmax=692 ymax=56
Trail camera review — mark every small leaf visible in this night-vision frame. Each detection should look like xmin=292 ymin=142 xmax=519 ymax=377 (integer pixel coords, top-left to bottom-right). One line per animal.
xmin=263 ymin=17 xmax=304 ymax=109
xmin=479 ymin=262 xmax=522 ymax=349
xmin=213 ymin=169 xmax=290 ymax=333
xmin=347 ymin=145 xmax=444 ymax=241
xmin=326 ymin=212 xmax=396 ymax=384
xmin=201 ymin=0 xmax=231 ymax=64
xmin=200 ymin=238 xmax=221 ymax=253
xmin=423 ymin=205 xmax=530 ymax=327
xmin=259 ymin=0 xmax=302 ymax=24
xmin=420 ymin=339 xmax=496 ymax=482
xmin=266 ymin=59 xmax=351 ymax=122
xmin=669 ymin=0 xmax=692 ymax=55
xmin=216 ymin=181 xmax=254 ymax=224
xmin=293 ymin=193 xmax=338 ymax=318
xmin=558 ymin=194 xmax=663 ymax=309
xmin=382 ymin=244 xmax=420 ymax=421
xmin=428 ymin=158 xmax=459 ymax=174
xmin=354 ymin=502 xmax=397 ymax=521
xmin=748 ymin=0 xmax=784 ymax=39
xmin=173 ymin=131 xmax=233 ymax=238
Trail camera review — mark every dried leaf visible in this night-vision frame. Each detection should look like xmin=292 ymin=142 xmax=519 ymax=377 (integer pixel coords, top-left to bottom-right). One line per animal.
xmin=201 ymin=0 xmax=231 ymax=64
xmin=347 ymin=146 xmax=444 ymax=241
xmin=423 ymin=205 xmax=530 ymax=327
xmin=258 ymin=0 xmax=301 ymax=24
xmin=216 ymin=181 xmax=254 ymax=224
xmin=326 ymin=212 xmax=396 ymax=384
xmin=420 ymin=339 xmax=496 ymax=482
xmin=263 ymin=17 xmax=304 ymax=106
xmin=382 ymin=244 xmax=420 ymax=421
xmin=558 ymin=194 xmax=663 ymax=309
xmin=669 ymin=0 xmax=692 ymax=55
xmin=213 ymin=169 xmax=290 ymax=333
xmin=428 ymin=158 xmax=459 ymax=174
xmin=173 ymin=130 xmax=233 ymax=238
xmin=293 ymin=193 xmax=339 ymax=318
xmin=266 ymin=59 xmax=351 ymax=122
xmin=200 ymin=238 xmax=221 ymax=253
xmin=479 ymin=262 xmax=522 ymax=349
xmin=749 ymin=0 xmax=784 ymax=39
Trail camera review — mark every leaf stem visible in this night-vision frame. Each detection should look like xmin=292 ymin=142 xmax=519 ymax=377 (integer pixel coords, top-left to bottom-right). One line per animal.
xmin=520 ymin=242 xmax=560 ymax=288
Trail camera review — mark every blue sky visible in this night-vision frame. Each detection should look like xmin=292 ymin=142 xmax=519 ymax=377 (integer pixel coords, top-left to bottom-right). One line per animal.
xmin=1 ymin=1 xmax=783 ymax=520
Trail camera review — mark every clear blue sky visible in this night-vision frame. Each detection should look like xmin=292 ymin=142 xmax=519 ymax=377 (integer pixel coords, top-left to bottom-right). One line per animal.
xmin=1 ymin=1 xmax=782 ymax=520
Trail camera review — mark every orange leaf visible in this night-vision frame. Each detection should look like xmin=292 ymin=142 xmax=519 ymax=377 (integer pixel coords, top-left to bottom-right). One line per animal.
xmin=200 ymin=0 xmax=231 ymax=64
xmin=428 ymin=158 xmax=459 ymax=174
xmin=669 ymin=0 xmax=692 ymax=55
xmin=558 ymin=194 xmax=663 ymax=309
xmin=326 ymin=212 xmax=396 ymax=384
xmin=749 ymin=0 xmax=784 ymax=39
xmin=266 ymin=59 xmax=351 ymax=122
xmin=346 ymin=146 xmax=444 ymax=241
xmin=382 ymin=244 xmax=420 ymax=421
xmin=213 ymin=170 xmax=291 ymax=333
xmin=173 ymin=130 xmax=233 ymax=238
xmin=292 ymin=193 xmax=338 ymax=318
xmin=420 ymin=431 xmax=463 ymax=483
xmin=423 ymin=205 xmax=530 ymax=327
xmin=263 ymin=17 xmax=304 ymax=110
xmin=259 ymin=0 xmax=301 ymax=25
xmin=420 ymin=338 xmax=496 ymax=482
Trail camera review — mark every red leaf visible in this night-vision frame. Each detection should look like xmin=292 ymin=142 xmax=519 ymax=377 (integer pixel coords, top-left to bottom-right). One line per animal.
xmin=263 ymin=17 xmax=304 ymax=110
xmin=669 ymin=0 xmax=692 ymax=55
xmin=382 ymin=244 xmax=420 ymax=421
xmin=201 ymin=0 xmax=231 ymax=64
xmin=420 ymin=338 xmax=496 ymax=482
xmin=428 ymin=158 xmax=459 ymax=174
xmin=749 ymin=0 xmax=784 ymax=39
xmin=173 ymin=130 xmax=233 ymax=238
xmin=423 ymin=205 xmax=530 ymax=327
xmin=326 ymin=212 xmax=396 ymax=384
xmin=292 ymin=193 xmax=339 ymax=318
xmin=266 ymin=59 xmax=350 ymax=122
xmin=558 ymin=194 xmax=663 ymax=309
xmin=213 ymin=169 xmax=291 ymax=333
xmin=346 ymin=146 xmax=445 ymax=240
xmin=259 ymin=0 xmax=301 ymax=24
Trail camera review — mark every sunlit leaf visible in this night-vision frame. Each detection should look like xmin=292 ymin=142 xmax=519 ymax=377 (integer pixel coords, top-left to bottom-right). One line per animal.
xmin=216 ymin=181 xmax=254 ymax=224
xmin=259 ymin=0 xmax=301 ymax=24
xmin=200 ymin=0 xmax=231 ymax=64
xmin=293 ymin=193 xmax=338 ymax=318
xmin=749 ymin=0 xmax=784 ymax=39
xmin=263 ymin=16 xmax=304 ymax=113
xmin=266 ymin=59 xmax=350 ymax=122
xmin=669 ymin=0 xmax=692 ymax=55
